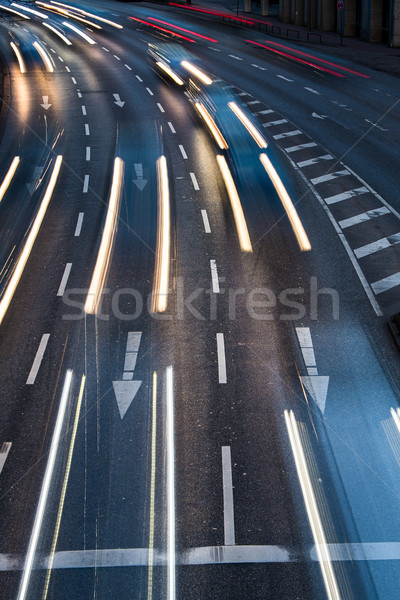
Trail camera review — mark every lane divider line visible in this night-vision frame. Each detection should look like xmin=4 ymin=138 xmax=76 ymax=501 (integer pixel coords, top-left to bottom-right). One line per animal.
xmin=216 ymin=333 xmax=227 ymax=384
xmin=57 ymin=263 xmax=72 ymax=297
xmin=222 ymin=446 xmax=235 ymax=546
xmin=26 ymin=333 xmax=50 ymax=385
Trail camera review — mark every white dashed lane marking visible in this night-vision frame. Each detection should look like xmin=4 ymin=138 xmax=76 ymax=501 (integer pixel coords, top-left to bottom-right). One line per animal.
xmin=179 ymin=145 xmax=188 ymax=159
xmin=190 ymin=173 xmax=199 ymax=190
xmin=168 ymin=122 xmax=176 ymax=133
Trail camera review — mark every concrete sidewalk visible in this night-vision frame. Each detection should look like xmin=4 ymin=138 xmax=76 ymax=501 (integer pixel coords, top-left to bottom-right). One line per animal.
xmin=175 ymin=0 xmax=400 ymax=77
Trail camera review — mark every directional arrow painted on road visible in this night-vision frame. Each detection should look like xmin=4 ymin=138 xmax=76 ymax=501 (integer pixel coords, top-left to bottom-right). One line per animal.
xmin=133 ymin=163 xmax=147 ymax=191
xmin=41 ymin=96 xmax=51 ymax=110
xmin=113 ymin=93 xmax=125 ymax=108
xmin=311 ymin=112 xmax=328 ymax=119
xmin=112 ymin=380 xmax=142 ymax=419
xmin=301 ymin=375 xmax=329 ymax=414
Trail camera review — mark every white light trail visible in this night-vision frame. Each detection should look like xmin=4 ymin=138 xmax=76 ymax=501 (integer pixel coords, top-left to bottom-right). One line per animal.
xmin=228 ymin=101 xmax=267 ymax=148
xmin=151 ymin=156 xmax=171 ymax=313
xmin=0 ymin=156 xmax=20 ymax=201
xmin=42 ymin=22 xmax=72 ymax=45
xmin=33 ymin=41 xmax=54 ymax=72
xmin=62 ymin=21 xmax=96 ymax=44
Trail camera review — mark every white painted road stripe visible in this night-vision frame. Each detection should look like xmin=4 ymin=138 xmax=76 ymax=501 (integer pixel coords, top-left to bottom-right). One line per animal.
xmin=262 ymin=119 xmax=288 ymax=127
xmin=179 ymin=145 xmax=188 ymax=159
xmin=125 ymin=64 xmax=132 ymax=70
xmin=136 ymin=75 xmax=143 ymax=82
xmin=26 ymin=334 xmax=50 ymax=385
xmin=5 ymin=541 xmax=400 ymax=569
xmin=81 ymin=105 xmax=86 ymax=115
xmin=229 ymin=54 xmax=242 ymax=60
xmin=85 ymin=124 xmax=90 ymax=135
xmin=65 ymin=66 xmax=70 ymax=72
xmin=305 ymin=87 xmax=320 ymax=94
xmin=257 ymin=109 xmax=274 ymax=115
xmin=273 ymin=130 xmax=302 ymax=140
xmin=339 ymin=206 xmax=389 ymax=230
xmin=310 ymin=170 xmax=350 ymax=185
xmin=301 ymin=347 xmax=316 ymax=367
xmin=157 ymin=103 xmax=165 ymax=113
xmin=297 ymin=155 xmax=333 ymax=168
xmin=71 ymin=77 xmax=77 ymax=85
xmin=126 ymin=331 xmax=142 ymax=352
xmin=216 ymin=333 xmax=227 ymax=384
xmin=83 ymin=174 xmax=89 ymax=193
xmin=113 ymin=55 xmax=120 ymax=60
xmin=0 ymin=442 xmax=12 ymax=475
xmin=324 ymin=186 xmax=369 ymax=205
xmin=277 ymin=75 xmax=293 ymax=81
xmin=168 ymin=122 xmax=176 ymax=133
xmin=190 ymin=172 xmax=199 ymax=190
xmin=210 ymin=260 xmax=220 ymax=293
xmin=354 ymin=232 xmax=400 ymax=259
xmin=77 ymin=92 xmax=82 ymax=98
xmin=295 ymin=327 xmax=313 ymax=348
xmin=74 ymin=212 xmax=84 ymax=236
xmin=86 ymin=146 xmax=90 ymax=161
xmin=57 ymin=263 xmax=72 ymax=297
xmin=285 ymin=142 xmax=318 ymax=153
xmin=146 ymin=87 xmax=153 ymax=95
xmin=371 ymin=272 xmax=400 ymax=295
xmin=201 ymin=209 xmax=211 ymax=233
xmin=251 ymin=64 xmax=266 ymax=70
xmin=222 ymin=446 xmax=235 ymax=546
xmin=247 ymin=100 xmax=260 ymax=105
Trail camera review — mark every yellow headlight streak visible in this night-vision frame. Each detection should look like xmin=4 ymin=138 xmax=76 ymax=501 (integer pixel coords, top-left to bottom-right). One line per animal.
xmin=156 ymin=61 xmax=184 ymax=85
xmin=0 ymin=156 xmax=20 ymax=202
xmin=195 ymin=102 xmax=228 ymax=149
xmin=181 ymin=60 xmax=212 ymax=85
xmin=12 ymin=2 xmax=48 ymax=18
xmin=259 ymin=153 xmax=311 ymax=251
xmin=228 ymin=101 xmax=267 ymax=149
xmin=216 ymin=155 xmax=252 ymax=253
xmin=0 ymin=5 xmax=30 ymax=19
xmin=284 ymin=410 xmax=341 ymax=600
xmin=10 ymin=42 xmax=26 ymax=73
xmin=49 ymin=0 xmax=123 ymax=28
xmin=33 ymin=41 xmax=54 ymax=72
xmin=36 ymin=2 xmax=102 ymax=28
xmin=151 ymin=156 xmax=171 ymax=313
xmin=42 ymin=22 xmax=72 ymax=45
xmin=0 ymin=155 xmax=62 ymax=326
xmin=62 ymin=21 xmax=96 ymax=44
xmin=17 ymin=369 xmax=73 ymax=600
xmin=84 ymin=157 xmax=124 ymax=315
xmin=42 ymin=374 xmax=86 ymax=600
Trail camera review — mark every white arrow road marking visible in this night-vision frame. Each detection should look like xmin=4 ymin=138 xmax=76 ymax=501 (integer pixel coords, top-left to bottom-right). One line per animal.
xmin=113 ymin=93 xmax=125 ymax=107
xmin=133 ymin=163 xmax=147 ymax=190
xmin=112 ymin=381 xmax=142 ymax=419
xmin=41 ymin=96 xmax=51 ymax=110
xmin=301 ymin=375 xmax=330 ymax=414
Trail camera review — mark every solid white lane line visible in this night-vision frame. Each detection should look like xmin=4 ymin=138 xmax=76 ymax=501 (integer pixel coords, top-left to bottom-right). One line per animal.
xmin=74 ymin=213 xmax=84 ymax=236
xmin=0 ymin=442 xmax=12 ymax=475
xmin=216 ymin=333 xmax=227 ymax=384
xmin=166 ymin=366 xmax=176 ymax=600
xmin=146 ymin=87 xmax=153 ymax=96
xmin=285 ymin=142 xmax=318 ymax=153
xmin=201 ymin=210 xmax=211 ymax=233
xmin=371 ymin=272 xmax=400 ymax=295
xmin=83 ymin=174 xmax=89 ymax=193
xmin=262 ymin=119 xmax=288 ymax=127
xmin=179 ymin=145 xmax=188 ymax=159
xmin=324 ymin=186 xmax=369 ymax=205
xmin=338 ymin=234 xmax=383 ymax=315
xmin=71 ymin=77 xmax=77 ymax=84
xmin=157 ymin=103 xmax=165 ymax=113
xmin=17 ymin=370 xmax=73 ymax=600
xmin=81 ymin=106 xmax=86 ymax=115
xmin=310 ymin=170 xmax=350 ymax=185
xmin=210 ymin=260 xmax=220 ymax=293
xmin=222 ymin=446 xmax=235 ymax=546
xmin=85 ymin=124 xmax=90 ymax=135
xmin=136 ymin=75 xmax=143 ymax=82
xmin=297 ymin=155 xmax=333 ymax=168
xmin=305 ymin=87 xmax=320 ymax=94
xmin=168 ymin=122 xmax=176 ymax=133
xmin=273 ymin=130 xmax=302 ymax=140
xmin=57 ymin=263 xmax=72 ymax=297
xmin=354 ymin=232 xmax=400 ymax=259
xmin=190 ymin=172 xmax=199 ymax=190
xmin=124 ymin=64 xmax=132 ymax=70
xmin=86 ymin=146 xmax=90 ymax=161
xmin=26 ymin=334 xmax=50 ymax=385
xmin=339 ymin=206 xmax=389 ymax=230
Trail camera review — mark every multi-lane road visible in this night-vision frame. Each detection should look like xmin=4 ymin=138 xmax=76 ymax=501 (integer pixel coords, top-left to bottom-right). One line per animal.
xmin=0 ymin=1 xmax=400 ymax=598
